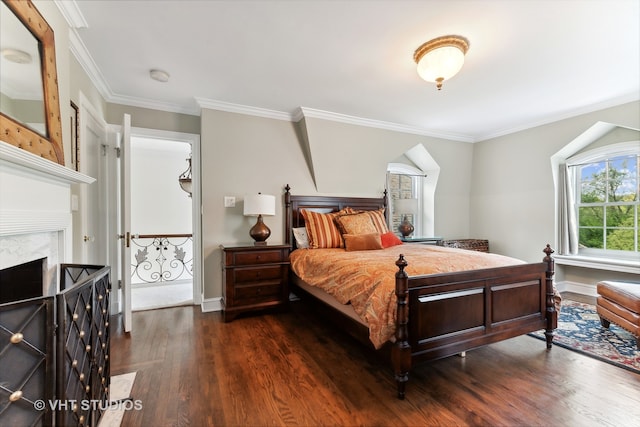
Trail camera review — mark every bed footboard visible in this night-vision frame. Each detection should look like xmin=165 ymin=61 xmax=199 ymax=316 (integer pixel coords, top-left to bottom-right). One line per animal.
xmin=392 ymin=245 xmax=556 ymax=399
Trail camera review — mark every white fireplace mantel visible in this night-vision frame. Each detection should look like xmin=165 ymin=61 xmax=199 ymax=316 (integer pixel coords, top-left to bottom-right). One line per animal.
xmin=1 ymin=142 xmax=96 ymax=294
xmin=0 ymin=142 xmax=95 ymax=236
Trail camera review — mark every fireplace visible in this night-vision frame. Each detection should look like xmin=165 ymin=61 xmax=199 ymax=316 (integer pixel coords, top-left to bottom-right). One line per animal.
xmin=0 ymin=257 xmax=47 ymax=304
xmin=1 ymin=143 xmax=109 ymax=426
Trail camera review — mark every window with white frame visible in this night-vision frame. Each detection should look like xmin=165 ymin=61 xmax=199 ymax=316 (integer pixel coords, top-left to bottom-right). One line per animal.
xmin=569 ymin=143 xmax=639 ymax=258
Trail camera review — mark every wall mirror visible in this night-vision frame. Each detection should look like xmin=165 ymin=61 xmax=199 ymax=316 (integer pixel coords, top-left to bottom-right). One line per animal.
xmin=0 ymin=0 xmax=64 ymax=165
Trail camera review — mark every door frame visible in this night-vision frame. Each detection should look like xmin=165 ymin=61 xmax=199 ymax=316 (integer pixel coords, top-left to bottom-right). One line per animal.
xmin=128 ymin=126 xmax=203 ymax=306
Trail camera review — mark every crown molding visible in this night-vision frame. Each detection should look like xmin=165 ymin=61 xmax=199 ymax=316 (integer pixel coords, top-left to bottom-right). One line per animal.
xmin=68 ymin=29 xmax=114 ymax=99
xmin=478 ymin=92 xmax=640 ymax=142
xmin=296 ymin=107 xmax=475 ymax=142
xmin=53 ymin=0 xmax=88 ymax=29
xmin=110 ymin=93 xmax=200 ymax=116
xmin=195 ymin=98 xmax=294 ymax=121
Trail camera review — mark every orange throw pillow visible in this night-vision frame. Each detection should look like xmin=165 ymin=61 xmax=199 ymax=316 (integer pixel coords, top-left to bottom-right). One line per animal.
xmin=380 ymin=231 xmax=403 ymax=248
xmin=343 ymin=233 xmax=383 ymax=251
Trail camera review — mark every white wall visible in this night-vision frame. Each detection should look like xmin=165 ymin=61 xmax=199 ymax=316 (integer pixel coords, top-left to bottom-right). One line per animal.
xmin=130 ymin=137 xmax=192 ymax=234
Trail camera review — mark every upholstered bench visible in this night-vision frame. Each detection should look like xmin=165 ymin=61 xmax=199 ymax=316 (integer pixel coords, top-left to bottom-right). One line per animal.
xmin=596 ymin=281 xmax=640 ymax=350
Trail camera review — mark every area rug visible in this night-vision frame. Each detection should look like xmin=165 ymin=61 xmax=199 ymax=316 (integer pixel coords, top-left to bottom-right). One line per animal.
xmin=97 ymin=372 xmax=137 ymax=427
xmin=529 ymin=300 xmax=639 ymax=374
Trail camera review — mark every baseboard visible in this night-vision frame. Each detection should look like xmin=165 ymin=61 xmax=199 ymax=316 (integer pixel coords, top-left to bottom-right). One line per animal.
xmin=556 ymin=280 xmax=598 ymax=297
xmin=201 ymin=297 xmax=222 ymax=312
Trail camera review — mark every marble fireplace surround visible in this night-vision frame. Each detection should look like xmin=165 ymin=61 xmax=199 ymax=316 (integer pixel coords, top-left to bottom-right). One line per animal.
xmin=0 ymin=143 xmax=94 ymax=297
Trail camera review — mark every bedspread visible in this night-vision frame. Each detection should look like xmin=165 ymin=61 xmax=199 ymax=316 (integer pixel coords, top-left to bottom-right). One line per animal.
xmin=290 ymin=245 xmax=527 ymax=349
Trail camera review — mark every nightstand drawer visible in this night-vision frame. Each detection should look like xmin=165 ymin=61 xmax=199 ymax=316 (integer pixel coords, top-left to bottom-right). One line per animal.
xmin=232 ymin=265 xmax=282 ymax=284
xmin=231 ymin=249 xmax=285 ymax=266
xmin=235 ymin=283 xmax=282 ymax=303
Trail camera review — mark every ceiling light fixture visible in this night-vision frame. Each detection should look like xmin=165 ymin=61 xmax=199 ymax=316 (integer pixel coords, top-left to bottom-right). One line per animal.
xmin=414 ymin=35 xmax=469 ymax=90
xmin=150 ymin=69 xmax=170 ymax=82
xmin=178 ymin=155 xmax=192 ymax=196
xmin=1 ymin=48 xmax=32 ymax=64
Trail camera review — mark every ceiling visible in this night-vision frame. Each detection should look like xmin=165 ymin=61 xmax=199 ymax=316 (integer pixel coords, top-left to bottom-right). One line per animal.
xmin=59 ymin=0 xmax=639 ymax=142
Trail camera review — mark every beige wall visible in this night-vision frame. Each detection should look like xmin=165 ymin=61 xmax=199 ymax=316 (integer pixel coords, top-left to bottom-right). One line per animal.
xmin=200 ymin=109 xmax=476 ymax=299
xmin=69 ymin=55 xmax=107 ymax=117
xmin=470 ymin=101 xmax=639 ymax=285
xmin=106 ymin=104 xmax=200 ymax=134
xmin=41 ymin=0 xmax=637 ymax=301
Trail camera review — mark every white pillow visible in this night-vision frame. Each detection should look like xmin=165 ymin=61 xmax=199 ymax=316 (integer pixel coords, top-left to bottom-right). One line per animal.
xmin=292 ymin=227 xmax=309 ymax=249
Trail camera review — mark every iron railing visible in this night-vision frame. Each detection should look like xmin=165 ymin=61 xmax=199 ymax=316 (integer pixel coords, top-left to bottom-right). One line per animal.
xmin=130 ymin=234 xmax=193 ymax=284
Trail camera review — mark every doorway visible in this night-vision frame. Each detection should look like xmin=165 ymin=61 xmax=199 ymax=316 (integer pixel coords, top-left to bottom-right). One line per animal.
xmin=128 ymin=129 xmax=201 ymax=311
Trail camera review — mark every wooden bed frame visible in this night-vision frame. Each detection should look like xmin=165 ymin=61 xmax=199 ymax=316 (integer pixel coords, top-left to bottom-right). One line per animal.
xmin=283 ymin=185 xmax=557 ymax=399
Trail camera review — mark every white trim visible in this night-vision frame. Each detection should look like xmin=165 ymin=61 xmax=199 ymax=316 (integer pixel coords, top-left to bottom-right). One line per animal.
xmin=69 ymin=29 xmax=114 ymax=101
xmin=195 ymin=98 xmax=293 ymax=122
xmin=556 ymin=280 xmax=598 ymax=297
xmin=0 ymin=142 xmax=95 ymax=184
xmin=554 ymin=255 xmax=640 ymax=275
xmin=201 ymin=297 xmax=222 ymax=313
xmin=0 ymin=210 xmax=72 ymax=237
xmin=481 ymin=92 xmax=640 ymax=141
xmin=567 ymin=140 xmax=639 ymax=165
xmin=54 ymin=0 xmax=88 ymax=28
xmin=298 ymin=107 xmax=474 ymax=142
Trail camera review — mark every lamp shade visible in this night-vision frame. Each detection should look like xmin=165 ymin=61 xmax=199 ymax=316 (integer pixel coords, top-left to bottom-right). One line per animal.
xmin=394 ymin=198 xmax=418 ymax=214
xmin=243 ymin=194 xmax=276 ymax=216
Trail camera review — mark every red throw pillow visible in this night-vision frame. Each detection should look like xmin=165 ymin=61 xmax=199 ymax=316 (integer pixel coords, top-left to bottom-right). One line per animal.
xmin=380 ymin=231 xmax=403 ymax=248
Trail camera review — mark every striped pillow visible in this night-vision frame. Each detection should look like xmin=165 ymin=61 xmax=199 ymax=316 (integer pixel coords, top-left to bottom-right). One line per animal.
xmin=301 ymin=209 xmax=348 ymax=249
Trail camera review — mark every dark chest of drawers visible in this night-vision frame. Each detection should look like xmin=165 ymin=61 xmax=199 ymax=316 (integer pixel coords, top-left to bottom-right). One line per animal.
xmin=220 ymin=244 xmax=290 ymax=322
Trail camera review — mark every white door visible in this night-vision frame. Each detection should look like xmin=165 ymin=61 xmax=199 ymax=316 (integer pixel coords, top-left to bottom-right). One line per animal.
xmin=119 ymin=114 xmax=133 ymax=332
xmin=75 ymin=103 xmax=108 ymax=264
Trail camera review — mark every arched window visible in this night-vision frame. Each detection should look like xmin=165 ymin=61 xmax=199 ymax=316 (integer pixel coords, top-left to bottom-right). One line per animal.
xmin=567 ymin=142 xmax=639 ymax=258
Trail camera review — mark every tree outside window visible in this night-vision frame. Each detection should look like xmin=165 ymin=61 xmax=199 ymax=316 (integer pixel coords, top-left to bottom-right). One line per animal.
xmin=576 ymin=153 xmax=639 ymax=253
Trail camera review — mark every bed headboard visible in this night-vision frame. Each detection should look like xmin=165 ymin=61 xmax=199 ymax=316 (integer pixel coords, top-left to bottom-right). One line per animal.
xmin=283 ymin=184 xmax=388 ymax=247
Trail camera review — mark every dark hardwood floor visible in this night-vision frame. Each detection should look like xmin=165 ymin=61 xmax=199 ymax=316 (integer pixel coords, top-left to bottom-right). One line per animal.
xmin=110 ymin=296 xmax=640 ymax=427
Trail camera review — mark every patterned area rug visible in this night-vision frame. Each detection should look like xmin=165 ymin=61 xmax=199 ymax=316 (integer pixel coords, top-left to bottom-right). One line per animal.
xmin=529 ymin=300 xmax=639 ymax=374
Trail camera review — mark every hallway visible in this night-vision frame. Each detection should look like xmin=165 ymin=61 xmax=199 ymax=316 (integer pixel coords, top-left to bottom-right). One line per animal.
xmin=131 ymin=281 xmax=192 ymax=311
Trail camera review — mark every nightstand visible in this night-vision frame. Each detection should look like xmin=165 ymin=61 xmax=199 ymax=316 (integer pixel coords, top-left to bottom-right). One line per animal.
xmin=400 ymin=236 xmax=444 ymax=246
xmin=220 ymin=243 xmax=290 ymax=322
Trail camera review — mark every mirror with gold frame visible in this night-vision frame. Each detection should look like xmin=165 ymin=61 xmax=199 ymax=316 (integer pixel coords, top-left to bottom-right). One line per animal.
xmin=0 ymin=0 xmax=64 ymax=165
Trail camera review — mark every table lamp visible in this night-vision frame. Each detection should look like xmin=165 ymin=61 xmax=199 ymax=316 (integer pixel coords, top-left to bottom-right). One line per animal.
xmin=243 ymin=193 xmax=276 ymax=245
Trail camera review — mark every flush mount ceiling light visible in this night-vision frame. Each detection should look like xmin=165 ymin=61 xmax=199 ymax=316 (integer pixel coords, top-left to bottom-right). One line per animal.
xmin=1 ymin=48 xmax=32 ymax=64
xmin=413 ymin=35 xmax=469 ymax=90
xmin=150 ymin=69 xmax=170 ymax=82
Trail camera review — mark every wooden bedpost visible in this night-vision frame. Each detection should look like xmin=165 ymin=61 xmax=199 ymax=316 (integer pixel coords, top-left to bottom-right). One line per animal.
xmin=284 ymin=184 xmax=291 ymax=245
xmin=393 ymin=254 xmax=411 ymax=399
xmin=543 ymin=244 xmax=556 ymax=349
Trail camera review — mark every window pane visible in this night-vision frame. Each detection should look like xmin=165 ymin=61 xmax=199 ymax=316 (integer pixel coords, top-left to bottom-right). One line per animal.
xmin=578 ymin=206 xmax=603 ymax=226
xmin=579 ymin=228 xmax=603 ymax=248
xmin=606 ymin=229 xmax=634 ymax=251
xmin=606 ymin=205 xmax=634 ymax=227
xmin=608 ymin=157 xmax=637 ymax=202
xmin=580 ymin=162 xmax=605 ymax=203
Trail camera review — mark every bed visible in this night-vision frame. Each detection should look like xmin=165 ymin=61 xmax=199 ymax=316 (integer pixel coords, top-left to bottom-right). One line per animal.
xmin=283 ymin=185 xmax=558 ymax=399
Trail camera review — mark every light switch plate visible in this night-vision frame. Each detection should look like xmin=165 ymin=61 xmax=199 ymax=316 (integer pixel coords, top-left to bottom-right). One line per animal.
xmin=224 ymin=196 xmax=236 ymax=207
